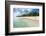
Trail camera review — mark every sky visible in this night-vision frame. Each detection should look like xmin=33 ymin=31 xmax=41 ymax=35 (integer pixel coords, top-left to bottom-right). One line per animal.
xmin=13 ymin=8 xmax=39 ymax=16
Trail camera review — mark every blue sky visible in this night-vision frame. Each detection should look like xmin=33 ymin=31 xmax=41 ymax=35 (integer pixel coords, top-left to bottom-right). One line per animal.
xmin=13 ymin=8 xmax=39 ymax=16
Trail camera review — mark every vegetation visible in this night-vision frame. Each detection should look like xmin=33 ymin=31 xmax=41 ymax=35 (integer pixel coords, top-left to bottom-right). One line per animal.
xmin=22 ymin=12 xmax=39 ymax=16
xmin=16 ymin=9 xmax=39 ymax=17
xmin=17 ymin=12 xmax=39 ymax=17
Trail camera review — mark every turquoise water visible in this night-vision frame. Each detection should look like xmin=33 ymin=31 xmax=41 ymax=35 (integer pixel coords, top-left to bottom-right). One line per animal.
xmin=13 ymin=17 xmax=39 ymax=28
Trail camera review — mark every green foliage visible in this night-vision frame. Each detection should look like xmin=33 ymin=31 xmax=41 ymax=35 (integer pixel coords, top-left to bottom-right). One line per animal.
xmin=22 ymin=12 xmax=39 ymax=16
xmin=17 ymin=10 xmax=39 ymax=17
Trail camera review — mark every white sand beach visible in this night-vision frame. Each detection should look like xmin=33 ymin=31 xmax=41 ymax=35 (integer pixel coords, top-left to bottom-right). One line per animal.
xmin=17 ymin=16 xmax=39 ymax=21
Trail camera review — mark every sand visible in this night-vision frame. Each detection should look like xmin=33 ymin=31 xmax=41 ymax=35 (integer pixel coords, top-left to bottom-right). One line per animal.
xmin=17 ymin=16 xmax=39 ymax=21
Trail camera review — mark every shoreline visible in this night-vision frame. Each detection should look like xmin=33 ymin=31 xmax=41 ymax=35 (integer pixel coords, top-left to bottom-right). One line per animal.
xmin=16 ymin=16 xmax=39 ymax=21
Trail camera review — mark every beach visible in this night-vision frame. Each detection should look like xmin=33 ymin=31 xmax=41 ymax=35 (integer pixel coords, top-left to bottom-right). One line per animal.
xmin=13 ymin=16 xmax=39 ymax=28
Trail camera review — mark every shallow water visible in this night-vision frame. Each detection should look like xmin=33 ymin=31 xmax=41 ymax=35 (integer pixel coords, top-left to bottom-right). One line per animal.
xmin=13 ymin=17 xmax=39 ymax=28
